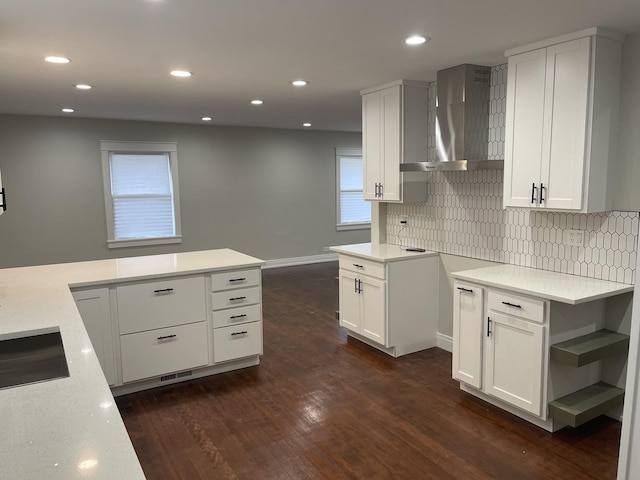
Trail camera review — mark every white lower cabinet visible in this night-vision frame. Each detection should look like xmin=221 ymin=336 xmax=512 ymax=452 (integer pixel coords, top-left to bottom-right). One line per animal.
xmin=453 ymin=281 xmax=548 ymax=419
xmin=339 ymin=269 xmax=386 ymax=344
xmin=452 ymin=277 xmax=631 ymax=431
xmin=485 ymin=312 xmax=545 ymax=416
xmin=72 ymin=264 xmax=263 ymax=394
xmin=72 ymin=288 xmax=117 ymax=386
xmin=211 ymin=268 xmax=263 ymax=363
xmin=120 ymin=322 xmax=208 ymax=383
xmin=213 ymin=321 xmax=262 ymax=363
xmin=452 ymin=283 xmax=484 ymax=389
xmin=336 ymin=251 xmax=439 ymax=357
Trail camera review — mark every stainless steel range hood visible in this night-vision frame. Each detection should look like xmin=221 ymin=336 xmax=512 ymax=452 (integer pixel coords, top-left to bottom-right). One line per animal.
xmin=401 ymin=64 xmax=503 ymax=172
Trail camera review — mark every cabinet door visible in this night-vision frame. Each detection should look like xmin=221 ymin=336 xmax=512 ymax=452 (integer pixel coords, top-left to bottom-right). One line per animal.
xmin=362 ymin=91 xmax=382 ymax=200
xmin=485 ymin=312 xmax=545 ymax=416
xmin=380 ymin=86 xmax=401 ymax=201
xmin=540 ymin=37 xmax=591 ymax=210
xmin=117 ymin=276 xmax=206 ymax=335
xmin=339 ymin=270 xmax=361 ymax=332
xmin=503 ymin=48 xmax=547 ymax=208
xmin=72 ymin=288 xmax=117 ymax=386
xmin=120 ymin=321 xmax=208 ymax=383
xmin=360 ymin=276 xmax=386 ymax=345
xmin=213 ymin=321 xmax=262 ymax=363
xmin=452 ymin=283 xmax=484 ymax=389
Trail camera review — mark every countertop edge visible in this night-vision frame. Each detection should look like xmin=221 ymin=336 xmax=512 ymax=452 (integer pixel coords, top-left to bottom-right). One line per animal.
xmin=329 ymin=243 xmax=439 ymax=262
xmin=451 ymin=269 xmax=634 ymax=304
xmin=68 ymin=260 xmax=266 ymax=289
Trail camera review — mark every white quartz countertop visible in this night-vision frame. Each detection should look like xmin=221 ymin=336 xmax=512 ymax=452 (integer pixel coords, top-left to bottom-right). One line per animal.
xmin=0 ymin=249 xmax=265 ymax=480
xmin=452 ymin=264 xmax=633 ymax=304
xmin=329 ymin=243 xmax=439 ymax=262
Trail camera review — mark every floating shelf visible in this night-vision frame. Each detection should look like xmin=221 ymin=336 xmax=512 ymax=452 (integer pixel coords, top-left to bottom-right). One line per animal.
xmin=550 ymin=329 xmax=629 ymax=367
xmin=549 ymin=382 xmax=624 ymax=428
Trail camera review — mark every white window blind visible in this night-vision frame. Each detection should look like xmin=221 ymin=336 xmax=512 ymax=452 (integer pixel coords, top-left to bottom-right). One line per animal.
xmin=110 ymin=153 xmax=176 ymax=239
xmin=101 ymin=141 xmax=182 ymax=248
xmin=336 ymin=149 xmax=370 ymax=229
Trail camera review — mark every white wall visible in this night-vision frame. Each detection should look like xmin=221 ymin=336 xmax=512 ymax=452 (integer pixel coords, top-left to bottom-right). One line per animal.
xmin=0 ymin=114 xmax=367 ymax=267
xmin=614 ymin=33 xmax=640 ymax=211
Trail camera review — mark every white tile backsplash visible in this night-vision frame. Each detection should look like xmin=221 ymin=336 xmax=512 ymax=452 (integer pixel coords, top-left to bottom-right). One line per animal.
xmin=386 ymin=65 xmax=639 ymax=284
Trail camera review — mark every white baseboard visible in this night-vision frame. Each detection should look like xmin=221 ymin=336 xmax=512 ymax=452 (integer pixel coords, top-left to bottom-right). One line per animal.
xmin=437 ymin=332 xmax=453 ymax=352
xmin=263 ymin=253 xmax=338 ymax=269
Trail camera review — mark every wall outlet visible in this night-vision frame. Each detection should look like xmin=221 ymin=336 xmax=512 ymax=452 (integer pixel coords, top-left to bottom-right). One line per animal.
xmin=563 ymin=229 xmax=584 ymax=247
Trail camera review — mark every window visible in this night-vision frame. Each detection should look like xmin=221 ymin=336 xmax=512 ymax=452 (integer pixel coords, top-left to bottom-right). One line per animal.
xmin=101 ymin=141 xmax=182 ymax=248
xmin=336 ymin=147 xmax=370 ymax=230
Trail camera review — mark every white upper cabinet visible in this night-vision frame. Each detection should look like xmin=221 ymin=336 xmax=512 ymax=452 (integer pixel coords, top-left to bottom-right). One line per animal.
xmin=361 ymin=80 xmax=428 ymax=203
xmin=503 ymin=28 xmax=624 ymax=212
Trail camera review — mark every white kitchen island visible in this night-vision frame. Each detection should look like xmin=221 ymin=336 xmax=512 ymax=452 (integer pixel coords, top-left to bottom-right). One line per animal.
xmin=0 ymin=249 xmax=264 ymax=480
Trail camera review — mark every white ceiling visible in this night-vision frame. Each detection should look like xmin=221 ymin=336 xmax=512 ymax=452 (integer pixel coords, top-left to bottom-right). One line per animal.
xmin=1 ymin=0 xmax=639 ymax=132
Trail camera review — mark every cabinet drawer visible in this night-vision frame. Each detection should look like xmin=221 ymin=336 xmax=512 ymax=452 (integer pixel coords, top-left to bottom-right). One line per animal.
xmin=213 ymin=321 xmax=262 ymax=363
xmin=488 ymin=289 xmax=545 ymax=323
xmin=211 ymin=287 xmax=260 ymax=311
xmin=211 ymin=268 xmax=260 ymax=292
xmin=117 ymin=276 xmax=205 ymax=335
xmin=212 ymin=304 xmax=261 ymax=328
xmin=339 ymin=256 xmax=385 ymax=279
xmin=120 ymin=321 xmax=208 ymax=383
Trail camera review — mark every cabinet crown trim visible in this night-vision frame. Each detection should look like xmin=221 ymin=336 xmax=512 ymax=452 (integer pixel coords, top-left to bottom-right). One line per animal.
xmin=360 ymin=79 xmax=430 ymax=95
xmin=505 ymin=27 xmax=625 ymax=57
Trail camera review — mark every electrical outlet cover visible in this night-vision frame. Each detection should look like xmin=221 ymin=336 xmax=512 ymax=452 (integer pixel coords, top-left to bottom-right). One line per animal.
xmin=563 ymin=229 xmax=584 ymax=247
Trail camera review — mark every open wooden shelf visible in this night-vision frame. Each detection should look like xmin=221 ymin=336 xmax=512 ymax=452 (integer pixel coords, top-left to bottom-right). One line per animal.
xmin=549 ymin=382 xmax=624 ymax=428
xmin=550 ymin=329 xmax=629 ymax=367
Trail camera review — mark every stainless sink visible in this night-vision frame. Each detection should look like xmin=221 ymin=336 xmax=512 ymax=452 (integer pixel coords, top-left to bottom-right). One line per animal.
xmin=0 ymin=330 xmax=69 ymax=389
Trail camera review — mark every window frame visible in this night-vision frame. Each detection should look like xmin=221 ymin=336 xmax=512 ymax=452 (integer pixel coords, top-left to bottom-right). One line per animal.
xmin=100 ymin=140 xmax=182 ymax=249
xmin=335 ymin=147 xmax=370 ymax=231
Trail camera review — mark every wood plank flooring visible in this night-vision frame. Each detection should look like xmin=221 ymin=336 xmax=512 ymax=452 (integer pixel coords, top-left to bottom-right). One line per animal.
xmin=116 ymin=262 xmax=621 ymax=479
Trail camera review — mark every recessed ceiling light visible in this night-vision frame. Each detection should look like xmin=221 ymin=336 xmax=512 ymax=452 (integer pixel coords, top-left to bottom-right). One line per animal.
xmin=75 ymin=84 xmax=92 ymax=90
xmin=201 ymin=116 xmax=212 ymax=121
xmin=292 ymin=80 xmax=308 ymax=87
xmin=170 ymin=70 xmax=192 ymax=77
xmin=45 ymin=56 xmax=70 ymax=64
xmin=303 ymin=123 xmax=312 ymax=127
xmin=405 ymin=35 xmax=429 ymax=45
xmin=62 ymin=108 xmax=75 ymax=113
xmin=251 ymin=99 xmax=263 ymax=105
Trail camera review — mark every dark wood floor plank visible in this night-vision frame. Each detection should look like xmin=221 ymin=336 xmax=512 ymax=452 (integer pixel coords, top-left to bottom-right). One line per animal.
xmin=116 ymin=262 xmax=621 ymax=479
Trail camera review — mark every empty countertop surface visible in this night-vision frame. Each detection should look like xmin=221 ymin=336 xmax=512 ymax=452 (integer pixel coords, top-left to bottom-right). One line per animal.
xmin=330 ymin=243 xmax=439 ymax=262
xmin=452 ymin=264 xmax=633 ymax=304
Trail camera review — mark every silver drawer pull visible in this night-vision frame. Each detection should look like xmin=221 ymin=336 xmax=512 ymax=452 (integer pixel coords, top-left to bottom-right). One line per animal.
xmin=229 ymin=296 xmax=247 ymax=301
xmin=153 ymin=288 xmax=174 ymax=294
xmin=229 ymin=278 xmax=246 ymax=282
xmin=352 ymin=263 xmax=364 ymax=268
xmin=502 ymin=301 xmax=522 ymax=309
xmin=457 ymin=287 xmax=474 ymax=293
xmin=230 ymin=314 xmax=247 ymax=319
xmin=157 ymin=334 xmax=177 ymax=340
xmin=231 ymin=331 xmax=248 ymax=336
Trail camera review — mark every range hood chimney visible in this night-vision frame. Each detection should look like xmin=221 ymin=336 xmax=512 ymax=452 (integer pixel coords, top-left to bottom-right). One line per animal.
xmin=401 ymin=64 xmax=503 ymax=172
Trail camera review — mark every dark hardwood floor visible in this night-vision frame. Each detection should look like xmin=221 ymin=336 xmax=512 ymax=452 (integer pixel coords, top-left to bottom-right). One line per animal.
xmin=116 ymin=262 xmax=621 ymax=479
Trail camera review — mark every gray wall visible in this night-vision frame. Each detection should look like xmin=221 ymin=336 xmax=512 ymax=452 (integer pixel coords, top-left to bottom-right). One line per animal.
xmin=0 ymin=115 xmax=368 ymax=267
xmin=614 ymin=32 xmax=640 ymax=211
